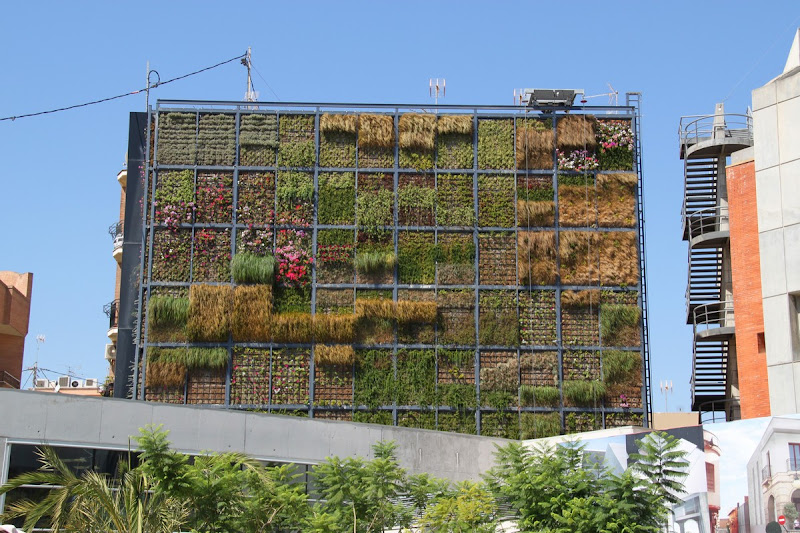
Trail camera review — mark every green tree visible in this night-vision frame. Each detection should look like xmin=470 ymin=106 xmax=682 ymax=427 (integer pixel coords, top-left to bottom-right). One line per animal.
xmin=419 ymin=480 xmax=497 ymax=532
xmin=0 ymin=447 xmax=186 ymax=533
xmin=629 ymin=430 xmax=690 ymax=526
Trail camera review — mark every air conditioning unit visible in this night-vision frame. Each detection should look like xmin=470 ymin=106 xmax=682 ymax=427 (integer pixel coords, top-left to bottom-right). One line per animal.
xmin=57 ymin=376 xmax=70 ymax=388
xmin=105 ymin=344 xmax=117 ymax=361
xmin=34 ymin=378 xmax=49 ymax=388
xmin=69 ymin=379 xmax=81 ymax=388
xmin=84 ymin=378 xmax=98 ymax=388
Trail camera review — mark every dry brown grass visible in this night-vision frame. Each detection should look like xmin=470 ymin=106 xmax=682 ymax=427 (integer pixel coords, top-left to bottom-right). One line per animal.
xmin=398 ymin=113 xmax=436 ymax=150
xmin=556 ymin=115 xmax=597 ymax=149
xmin=599 ymin=232 xmax=639 ymax=286
xmin=320 ymin=113 xmax=357 ymax=134
xmin=187 ymin=284 xmax=232 ymax=342
xmin=355 ymin=298 xmax=395 ymax=320
xmin=232 ymin=285 xmax=272 ymax=342
xmin=358 ymin=114 xmax=395 ymax=149
xmin=438 ymin=115 xmax=473 ymax=135
xmin=518 ymin=200 xmax=555 ymax=227
xmin=315 ymin=344 xmax=356 ymax=366
xmin=597 ymin=173 xmax=637 ymax=228
xmin=518 ymin=231 xmax=557 ymax=285
xmin=270 ymin=313 xmax=313 ymax=343
xmin=559 ymin=231 xmax=601 ymax=285
xmin=516 ymin=127 xmax=554 ymax=169
xmin=561 ymin=289 xmax=601 ymax=308
xmin=313 ymin=313 xmax=357 ymax=343
xmin=146 ymin=361 xmax=186 ymax=388
xmin=558 ymin=184 xmax=596 ymax=227
xmin=396 ymin=301 xmax=438 ymax=323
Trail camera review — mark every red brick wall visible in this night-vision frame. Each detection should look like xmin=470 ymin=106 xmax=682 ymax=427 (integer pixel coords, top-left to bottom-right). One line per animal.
xmin=726 ymin=158 xmax=770 ymax=418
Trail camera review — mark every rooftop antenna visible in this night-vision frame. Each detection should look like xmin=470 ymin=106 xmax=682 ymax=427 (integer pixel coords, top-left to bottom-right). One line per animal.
xmin=579 ymin=83 xmax=619 ymax=106
xmin=659 ymin=380 xmax=674 ymax=412
xmin=429 ymin=78 xmax=445 ymax=105
xmin=513 ymin=89 xmax=526 ymax=105
xmin=243 ymin=47 xmax=258 ymax=103
xmin=30 ymin=334 xmax=45 ymax=386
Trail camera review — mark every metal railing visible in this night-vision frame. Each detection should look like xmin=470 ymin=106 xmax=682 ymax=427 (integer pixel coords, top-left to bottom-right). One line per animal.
xmin=693 ymin=300 xmax=735 ymax=334
xmin=679 ymin=113 xmax=753 ymax=151
xmin=103 ymin=300 xmax=119 ymax=330
xmin=683 ymin=205 xmax=729 ymax=242
xmin=762 ymin=464 xmax=772 ymax=483
xmin=109 ymin=221 xmax=124 ymax=251
xmin=0 ymin=370 xmax=20 ymax=389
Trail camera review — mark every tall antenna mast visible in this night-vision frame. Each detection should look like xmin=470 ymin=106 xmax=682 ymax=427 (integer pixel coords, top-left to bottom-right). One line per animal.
xmin=429 ymin=78 xmax=445 ymax=105
xmin=243 ymin=47 xmax=257 ymax=102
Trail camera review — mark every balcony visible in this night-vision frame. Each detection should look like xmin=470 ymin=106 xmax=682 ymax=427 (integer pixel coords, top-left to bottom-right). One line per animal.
xmin=679 ymin=112 xmax=753 ymax=159
xmin=103 ymin=299 xmax=119 ymax=341
xmin=684 ymin=206 xmax=729 ymax=249
xmin=117 ymin=168 xmax=127 ymax=188
xmin=109 ymin=221 xmax=123 ymax=263
xmin=0 ymin=370 xmax=20 ymax=389
xmin=693 ymin=300 xmax=735 ymax=341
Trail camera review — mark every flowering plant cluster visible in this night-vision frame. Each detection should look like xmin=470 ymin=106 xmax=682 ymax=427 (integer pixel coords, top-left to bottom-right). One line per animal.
xmin=151 ymin=230 xmax=191 ymax=281
xmin=231 ymin=348 xmax=269 ymax=405
xmin=195 ymin=173 xmax=233 ymax=223
xmin=596 ymin=120 xmax=633 ymax=152
xmin=237 ymin=226 xmax=273 ymax=255
xmin=271 ymin=350 xmax=310 ymax=404
xmin=317 ymin=243 xmax=354 ymax=264
xmin=237 ymin=172 xmax=274 ymax=226
xmin=154 ymin=170 xmax=194 ymax=229
xmin=193 ymin=229 xmax=231 ymax=282
xmin=557 ymin=149 xmax=599 ymax=171
xmin=275 ymin=213 xmax=312 ymax=285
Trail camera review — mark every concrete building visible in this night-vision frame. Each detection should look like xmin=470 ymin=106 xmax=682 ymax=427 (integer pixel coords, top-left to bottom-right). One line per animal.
xmin=102 ymin=166 xmax=127 ymax=388
xmin=0 ymin=272 xmax=33 ymax=389
xmin=681 ymin=29 xmax=800 ymax=421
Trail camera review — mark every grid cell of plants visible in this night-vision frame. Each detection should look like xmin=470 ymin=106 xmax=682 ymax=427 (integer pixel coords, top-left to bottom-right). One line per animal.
xmin=139 ymin=106 xmax=645 ymax=437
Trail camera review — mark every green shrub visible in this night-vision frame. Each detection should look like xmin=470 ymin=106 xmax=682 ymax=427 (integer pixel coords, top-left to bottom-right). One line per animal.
xmin=436 ymin=174 xmax=475 ymax=226
xmin=598 ymin=146 xmax=634 ymax=171
xmin=354 ymin=350 xmax=395 ymax=409
xmin=318 ymin=172 xmax=355 ymax=224
xmin=520 ymin=412 xmax=562 ymax=439
xmin=396 ymin=349 xmax=436 ymax=407
xmin=357 ymin=189 xmax=394 ymax=230
xmin=477 ymin=176 xmax=515 ymax=227
xmin=563 ymin=380 xmax=606 ymax=406
xmin=602 ymin=350 xmax=641 ymax=384
xmin=520 ymin=385 xmax=560 ymax=407
xmin=231 ymin=253 xmax=275 ymax=284
xmin=274 ymin=286 xmax=311 ymax=313
xmin=398 ymin=232 xmax=436 ymax=284
xmin=600 ymin=304 xmax=641 ymax=346
xmin=483 ymin=390 xmax=515 ymax=409
xmin=477 ymin=119 xmax=514 ymax=169
xmin=148 ymin=295 xmax=189 ymax=329
xmin=438 ymin=383 xmax=477 ymax=409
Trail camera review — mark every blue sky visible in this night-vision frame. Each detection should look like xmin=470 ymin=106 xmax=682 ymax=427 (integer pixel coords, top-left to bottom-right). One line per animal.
xmin=1 ymin=2 xmax=798 ymax=410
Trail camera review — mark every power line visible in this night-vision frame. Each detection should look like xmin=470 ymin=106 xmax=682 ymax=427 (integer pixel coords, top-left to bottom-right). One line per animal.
xmin=252 ymin=63 xmax=281 ymax=101
xmin=1 ymin=51 xmax=247 ymax=122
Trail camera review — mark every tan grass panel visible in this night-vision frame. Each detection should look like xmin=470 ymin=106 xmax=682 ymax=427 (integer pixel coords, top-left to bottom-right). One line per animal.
xmin=355 ymin=299 xmax=395 ymax=320
xmin=558 ymin=185 xmax=597 ymax=228
xmin=320 ymin=113 xmax=357 ymax=134
xmin=233 ymin=285 xmax=272 ymax=342
xmin=146 ymin=361 xmax=187 ymax=388
xmin=520 ymin=352 xmax=559 ymax=387
xmin=518 ymin=231 xmax=557 ymax=285
xmin=271 ymin=313 xmax=313 ymax=343
xmin=358 ymin=114 xmax=395 ymax=149
xmin=315 ymin=345 xmax=356 ymax=366
xmin=597 ymin=173 xmax=637 ymax=228
xmin=556 ymin=115 xmax=597 ymax=149
xmin=516 ymin=127 xmax=554 ymax=170
xmin=398 ymin=113 xmax=436 ymax=150
xmin=599 ymin=232 xmax=639 ymax=286
xmin=518 ymin=200 xmax=555 ymax=227
xmin=396 ymin=301 xmax=437 ymax=323
xmin=438 ymin=115 xmax=473 ymax=135
xmin=559 ymin=231 xmax=600 ymax=285
xmin=561 ymin=289 xmax=601 ymax=309
xmin=187 ymin=284 xmax=233 ymax=342
xmin=313 ymin=314 xmax=357 ymax=343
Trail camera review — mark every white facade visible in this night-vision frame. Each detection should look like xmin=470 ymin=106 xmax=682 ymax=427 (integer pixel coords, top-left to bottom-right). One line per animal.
xmin=752 ymin=29 xmax=800 ymax=415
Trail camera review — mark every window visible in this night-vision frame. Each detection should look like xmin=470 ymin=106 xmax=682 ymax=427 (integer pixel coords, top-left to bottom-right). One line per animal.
xmin=791 ymin=294 xmax=800 ymax=361
xmin=706 ymin=462 xmax=715 ymax=491
xmin=790 ymin=443 xmax=800 ymax=471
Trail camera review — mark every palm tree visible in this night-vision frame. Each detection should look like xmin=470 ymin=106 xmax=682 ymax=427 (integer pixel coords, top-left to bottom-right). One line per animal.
xmin=0 ymin=447 xmax=187 ymax=533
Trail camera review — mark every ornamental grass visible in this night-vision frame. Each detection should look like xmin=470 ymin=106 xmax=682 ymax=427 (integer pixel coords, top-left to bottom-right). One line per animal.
xmin=600 ymin=304 xmax=641 ymax=346
xmin=187 ymin=285 xmax=232 ymax=342
xmin=520 ymin=384 xmax=561 ymax=407
xmin=313 ymin=313 xmax=356 ymax=343
xmin=516 ymin=123 xmax=554 ymax=170
xmin=520 ymin=412 xmax=562 ymax=439
xmin=599 ymin=231 xmax=639 ymax=286
xmin=561 ymin=289 xmax=601 ymax=309
xmin=355 ymin=298 xmax=395 ymax=320
xmin=148 ymin=295 xmax=189 ymax=329
xmin=559 ymin=231 xmax=601 ymax=285
xmin=232 ymin=285 xmax=272 ymax=342
xmin=556 ymin=115 xmax=597 ymax=150
xmin=315 ymin=344 xmax=356 ymax=366
xmin=558 ymin=176 xmax=597 ymax=228
xmin=563 ymin=379 xmax=607 ymax=406
xmin=437 ymin=115 xmax=473 ymax=135
xmin=517 ymin=231 xmax=557 ymax=285
xmin=602 ymin=350 xmax=641 ymax=384
xmin=396 ymin=301 xmax=438 ymax=323
xmin=398 ymin=113 xmax=436 ymax=151
xmin=354 ymin=251 xmax=397 ymax=274
xmin=517 ymin=200 xmax=555 ymax=227
xmin=358 ymin=114 xmax=394 ymax=149
xmin=146 ymin=361 xmax=186 ymax=388
xmin=231 ymin=252 xmax=275 ymax=284
xmin=270 ymin=312 xmax=313 ymax=343
xmin=597 ymin=173 xmax=637 ymax=228
xmin=320 ymin=113 xmax=357 ymax=134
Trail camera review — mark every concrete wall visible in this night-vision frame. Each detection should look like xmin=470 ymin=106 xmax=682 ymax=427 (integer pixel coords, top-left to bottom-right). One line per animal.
xmin=752 ymin=49 xmax=800 ymax=415
xmin=0 ymin=389 xmax=506 ymax=483
xmin=746 ymin=417 xmax=800 ymax=525
xmin=727 ymin=151 xmax=770 ymax=418
xmin=0 ymin=272 xmax=32 ymax=387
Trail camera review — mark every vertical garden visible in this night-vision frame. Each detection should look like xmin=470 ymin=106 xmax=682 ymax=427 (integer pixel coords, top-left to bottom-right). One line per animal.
xmin=136 ymin=103 xmax=646 ymax=438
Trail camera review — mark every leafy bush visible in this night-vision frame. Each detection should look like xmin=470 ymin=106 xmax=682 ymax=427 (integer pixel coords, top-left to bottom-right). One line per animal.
xmin=357 ymin=189 xmax=393 ymax=230
xmin=398 ymin=232 xmax=435 ymax=284
xmin=477 ymin=176 xmax=515 ymax=227
xmin=477 ymin=119 xmax=514 ymax=169
xmin=278 ymin=114 xmax=315 ymax=167
xmin=436 ymin=174 xmax=474 ymax=226
xmin=318 ymin=173 xmax=355 ymax=224
xmin=354 ymin=350 xmax=395 ymax=408
xmin=396 ymin=349 xmax=436 ymax=406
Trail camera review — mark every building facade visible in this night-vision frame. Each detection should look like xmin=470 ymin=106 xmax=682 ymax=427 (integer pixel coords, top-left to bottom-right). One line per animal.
xmin=681 ymin=29 xmax=800 ymax=421
xmin=113 ymin=95 xmax=651 ymax=438
xmin=0 ymin=272 xmax=33 ymax=389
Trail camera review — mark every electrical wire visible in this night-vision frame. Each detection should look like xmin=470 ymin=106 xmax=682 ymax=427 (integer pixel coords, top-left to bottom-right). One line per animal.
xmin=252 ymin=63 xmax=281 ymax=101
xmin=1 ymin=51 xmax=247 ymax=122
